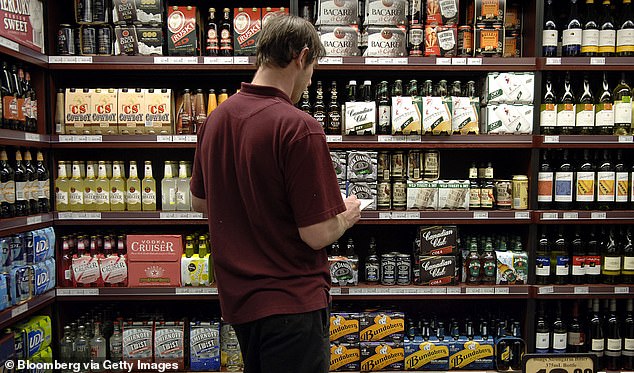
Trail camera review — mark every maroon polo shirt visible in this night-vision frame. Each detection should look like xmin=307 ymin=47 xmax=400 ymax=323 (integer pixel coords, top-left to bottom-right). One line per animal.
xmin=190 ymin=82 xmax=346 ymax=324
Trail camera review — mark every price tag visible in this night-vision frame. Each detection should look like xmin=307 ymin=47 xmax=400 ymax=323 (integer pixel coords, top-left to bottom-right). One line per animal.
xmin=75 ymin=56 xmax=93 ymax=63
xmin=590 ymin=57 xmax=606 ymax=65
xmin=26 ymin=215 xmax=43 ymax=225
xmin=473 ymin=211 xmax=489 ymax=219
xmin=24 ymin=133 xmax=41 ymax=142
xmin=452 ymin=58 xmax=466 ymax=65
xmin=85 ymin=135 xmax=103 ymax=142
xmin=619 ymin=135 xmax=634 ymax=143
xmin=0 ymin=36 xmax=19 ymax=51
xmin=523 ymin=354 xmax=596 ymax=373
xmin=57 ymin=212 xmax=73 ymax=220
xmin=175 ymin=287 xmax=216 ymax=295
xmin=431 ymin=287 xmax=447 ymax=294
xmin=446 ymin=287 xmax=461 ymax=294
xmin=392 ymin=212 xmax=407 ymax=219
xmin=49 ymin=56 xmax=79 ymax=63
xmin=58 ymin=135 xmax=75 ymax=143
xmin=406 ymin=135 xmax=422 ymax=142
xmin=542 ymin=212 xmax=559 ymax=220
xmin=318 ymin=57 xmax=343 ymax=64
xmin=156 ymin=135 xmax=172 ymax=142
xmin=591 ymin=212 xmax=607 ymax=219
xmin=233 ymin=56 xmax=250 ymax=64
xmin=366 ymin=57 xmax=407 ymax=65
xmin=514 ymin=211 xmax=530 ymax=219
xmin=563 ymin=212 xmax=578 ymax=220
xmin=188 ymin=212 xmax=204 ymax=219
xmin=185 ymin=135 xmax=197 ymax=142
xmin=546 ymin=57 xmax=562 ymax=65
xmin=81 ymin=289 xmax=99 ymax=295
xmin=436 ymin=57 xmax=451 ymax=65
xmin=379 ymin=212 xmax=391 ymax=220
xmin=326 ymin=135 xmax=342 ymax=142
xmin=495 ymin=287 xmax=510 ymax=294
xmin=574 ymin=286 xmax=589 ymax=294
xmin=57 ymin=288 xmax=99 ymax=296
xmin=544 ymin=135 xmax=560 ymax=143
xmin=85 ymin=213 xmax=102 ymax=219
xmin=203 ymin=56 xmax=233 ymax=64
xmin=11 ymin=303 xmax=28 ymax=318
xmin=467 ymin=58 xmax=483 ymax=65
xmin=329 ymin=288 xmax=341 ymax=295
xmin=615 ymin=286 xmax=630 ymax=294
xmin=154 ymin=56 xmax=198 ymax=64
xmin=364 ymin=58 xmax=379 ymax=64
xmin=538 ymin=286 xmax=554 ymax=294
xmin=405 ymin=212 xmax=420 ymax=219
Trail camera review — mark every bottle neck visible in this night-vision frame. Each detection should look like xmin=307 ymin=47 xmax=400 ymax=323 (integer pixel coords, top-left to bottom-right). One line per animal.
xmin=98 ymin=164 xmax=108 ymax=179
xmin=164 ymin=164 xmax=173 ymax=178
xmin=58 ymin=163 xmax=67 ymax=178
xmin=144 ymin=165 xmax=153 ymax=179
xmin=129 ymin=164 xmax=138 ymax=179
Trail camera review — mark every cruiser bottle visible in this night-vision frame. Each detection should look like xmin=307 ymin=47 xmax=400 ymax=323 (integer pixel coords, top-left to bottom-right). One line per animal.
xmin=207 ymin=89 xmax=217 ymax=116
xmin=597 ymin=149 xmax=616 ymax=210
xmin=614 ymin=72 xmax=632 ymax=135
xmin=623 ymin=227 xmax=634 ymax=283
xmin=536 ymin=228 xmax=552 ymax=284
xmin=194 ymin=89 xmax=206 ymax=133
xmin=602 ymin=227 xmax=622 ymax=283
xmin=541 ymin=73 xmax=558 ymax=135
xmin=588 ymin=299 xmax=605 ymax=370
xmin=178 ymin=89 xmax=193 ymax=135
xmin=577 ymin=75 xmax=595 ymax=134
xmin=575 ymin=149 xmax=596 ymax=210
xmin=205 ymin=8 xmax=219 ymax=56
xmin=624 ymin=299 xmax=634 ymax=369
xmin=571 ymin=227 xmax=587 ymax=284
xmin=313 ymin=81 xmax=326 ymax=131
xmin=596 ymin=72 xmax=615 ymax=134
xmin=552 ymin=227 xmax=570 ymax=284
xmin=13 ymin=150 xmax=28 ymax=216
xmin=543 ymin=0 xmax=559 ymax=56
xmin=582 ymin=0 xmax=600 ymax=56
xmin=605 ymin=299 xmax=622 ymax=370
xmin=615 ymin=150 xmax=629 ymax=208
xmin=563 ymin=0 xmax=583 ymax=56
xmin=599 ymin=0 xmax=617 ymax=55
xmin=141 ymin=161 xmax=156 ymax=211
xmin=68 ymin=161 xmax=84 ymax=212
xmin=126 ymin=161 xmax=141 ymax=211
xmin=161 ymin=161 xmax=176 ymax=211
xmin=176 ymin=161 xmax=191 ymax=211
xmin=109 ymin=162 xmax=126 ymax=211
xmin=617 ymin=0 xmax=634 ymax=56
xmin=558 ymin=73 xmax=576 ymax=135
xmin=555 ymin=149 xmax=575 ymax=209
xmin=586 ymin=227 xmax=603 ymax=283
xmin=55 ymin=161 xmax=69 ymax=212
xmin=35 ymin=151 xmax=49 ymax=213
xmin=327 ymin=81 xmax=342 ymax=135
xmin=94 ymin=161 xmax=110 ymax=211
xmin=83 ymin=163 xmax=96 ymax=211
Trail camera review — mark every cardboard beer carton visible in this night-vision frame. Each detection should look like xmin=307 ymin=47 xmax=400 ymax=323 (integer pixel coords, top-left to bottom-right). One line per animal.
xmin=262 ymin=7 xmax=290 ymax=27
xmin=345 ymin=101 xmax=377 ymax=135
xmin=449 ymin=336 xmax=495 ymax=370
xmin=144 ymin=88 xmax=173 ymax=134
xmin=425 ymin=0 xmax=459 ymax=26
xmin=330 ymin=342 xmax=361 ymax=371
xmin=118 ymin=88 xmax=145 ymax=135
xmin=123 ymin=321 xmax=154 ymax=365
xmin=437 ymin=180 xmax=469 ymax=210
xmin=65 ymin=88 xmax=91 ymax=135
xmin=234 ymin=8 xmax=261 ymax=56
xmin=154 ymin=321 xmax=185 ymax=370
xmin=404 ymin=336 xmax=450 ymax=370
xmin=346 ymin=151 xmax=377 ymax=182
xmin=392 ymin=95 xmax=422 ymax=135
xmin=416 ymin=256 xmax=458 ymax=285
xmin=452 ymin=96 xmax=479 ymax=134
xmin=189 ymin=321 xmax=220 ymax=371
xmin=113 ymin=0 xmax=164 ymax=25
xmin=422 ymin=96 xmax=452 ymax=135
xmin=360 ymin=341 xmax=405 ymax=371
xmin=407 ymin=180 xmax=438 ymax=210
xmin=167 ymin=6 xmax=200 ymax=56
xmin=424 ymin=25 xmax=457 ymax=57
xmin=90 ymin=88 xmax=118 ymax=135
xmin=417 ymin=226 xmax=458 ymax=256
xmin=331 ymin=151 xmax=347 ymax=182
xmin=127 ymin=235 xmax=183 ymax=286
xmin=330 ymin=313 xmax=361 ymax=343
xmin=347 ymin=182 xmax=377 ymax=210
xmin=360 ymin=311 xmax=405 ymax=342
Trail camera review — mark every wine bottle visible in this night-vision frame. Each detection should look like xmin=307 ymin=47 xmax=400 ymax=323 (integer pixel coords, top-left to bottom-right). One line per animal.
xmin=575 ymin=149 xmax=596 ymax=210
xmin=596 ymin=72 xmax=615 ymax=135
xmin=588 ymin=299 xmax=605 ymax=370
xmin=617 ymin=0 xmax=634 ymax=56
xmin=555 ymin=149 xmax=575 ymax=209
xmin=605 ymin=299 xmax=622 ymax=371
xmin=599 ymin=0 xmax=617 ymax=56
xmin=577 ymin=75 xmax=595 ymax=134
xmin=543 ymin=0 xmax=559 ymax=56
xmin=567 ymin=301 xmax=586 ymax=352
xmin=541 ymin=72 xmax=558 ymax=135
xmin=536 ymin=227 xmax=552 ymax=284
xmin=571 ymin=227 xmax=587 ymax=284
xmin=582 ymin=0 xmax=600 ymax=56
xmin=538 ymin=150 xmax=555 ymax=209
xmin=586 ymin=226 xmax=603 ymax=284
xmin=552 ymin=301 xmax=568 ymax=353
xmin=552 ymin=227 xmax=570 ymax=284
xmin=615 ymin=150 xmax=629 ymax=208
xmin=601 ymin=227 xmax=622 ymax=283
xmin=563 ymin=0 xmax=583 ymax=56
xmin=613 ymin=72 xmax=632 ymax=135
xmin=597 ymin=149 xmax=616 ymax=210
xmin=558 ymin=73 xmax=576 ymax=135
xmin=623 ymin=299 xmax=634 ymax=369
xmin=535 ymin=302 xmax=551 ymax=353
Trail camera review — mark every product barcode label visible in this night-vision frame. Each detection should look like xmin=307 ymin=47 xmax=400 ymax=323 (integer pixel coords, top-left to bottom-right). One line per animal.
xmin=539 ymin=286 xmax=555 ymax=294
xmin=546 ymin=57 xmax=562 ymax=65
xmin=467 ymin=58 xmax=482 ymax=65
xmin=436 ymin=57 xmax=451 ymax=65
xmin=590 ymin=57 xmax=606 ymax=65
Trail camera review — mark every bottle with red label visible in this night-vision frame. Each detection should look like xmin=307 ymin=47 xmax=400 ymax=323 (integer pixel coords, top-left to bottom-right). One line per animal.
xmin=220 ymin=8 xmax=233 ymax=57
xmin=205 ymin=8 xmax=219 ymax=56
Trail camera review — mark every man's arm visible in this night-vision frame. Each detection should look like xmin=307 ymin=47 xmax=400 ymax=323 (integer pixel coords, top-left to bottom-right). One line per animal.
xmin=298 ymin=196 xmax=361 ymax=250
xmin=192 ymin=195 xmax=208 ymax=214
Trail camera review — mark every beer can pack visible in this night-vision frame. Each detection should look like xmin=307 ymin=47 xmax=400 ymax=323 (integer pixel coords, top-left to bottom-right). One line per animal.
xmin=190 ymin=321 xmax=221 ymax=371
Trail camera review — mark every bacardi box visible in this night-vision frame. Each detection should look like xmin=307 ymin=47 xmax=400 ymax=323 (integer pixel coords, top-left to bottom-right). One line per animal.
xmin=90 ymin=88 xmax=118 ymax=135
xmin=417 ymin=226 xmax=458 ymax=256
xmin=422 ymin=96 xmax=452 ymax=135
xmin=404 ymin=337 xmax=450 ymax=371
xmin=346 ymin=151 xmax=377 ymax=182
xmin=64 ymin=88 xmax=91 ymax=135
xmin=417 ymin=256 xmax=457 ymax=285
xmin=437 ymin=180 xmax=469 ymax=210
xmin=167 ymin=6 xmax=200 ymax=56
xmin=123 ymin=321 xmax=153 ymax=365
xmin=118 ymin=88 xmax=145 ymax=135
xmin=144 ymin=88 xmax=173 ymax=134
xmin=319 ymin=25 xmax=361 ymax=57
xmin=330 ymin=343 xmax=361 ymax=371
xmin=331 ymin=151 xmax=347 ymax=182
xmin=425 ymin=0 xmax=459 ymax=26
xmin=233 ymin=8 xmax=261 ymax=56
xmin=113 ymin=0 xmax=164 ymax=25
xmin=127 ymin=235 xmax=182 ymax=286
xmin=360 ymin=341 xmax=404 ymax=371
xmin=451 ymin=96 xmax=479 ymax=134
xmin=347 ymin=182 xmax=377 ymax=210
xmin=364 ymin=0 xmax=407 ymax=26
xmin=114 ymin=26 xmax=164 ymax=56
xmin=424 ymin=25 xmax=457 ymax=56
xmin=391 ymin=96 xmax=421 ymax=135
xmin=474 ymin=26 xmax=503 ymax=57
xmin=154 ymin=321 xmax=185 ymax=370
xmin=448 ymin=337 xmax=495 ymax=370
xmin=360 ymin=312 xmax=404 ymax=342
xmin=189 ymin=321 xmax=220 ymax=371
xmin=363 ymin=26 xmax=407 ymax=57
xmin=317 ymin=0 xmax=359 ymax=25
xmin=330 ymin=313 xmax=360 ymax=343
xmin=475 ymin=0 xmax=505 ymax=25
xmin=345 ymin=101 xmax=376 ymax=135
xmin=407 ymin=181 xmax=438 ymax=210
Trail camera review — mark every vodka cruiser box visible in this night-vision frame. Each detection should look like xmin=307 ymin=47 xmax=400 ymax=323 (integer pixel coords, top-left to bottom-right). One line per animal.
xmin=330 ymin=312 xmax=361 ymax=343
xmin=404 ymin=336 xmax=450 ymax=370
xmin=127 ymin=235 xmax=182 ymax=286
xmin=234 ymin=7 xmax=262 ymax=56
xmin=154 ymin=321 xmax=185 ymax=370
xmin=449 ymin=336 xmax=495 ymax=370
xmin=330 ymin=342 xmax=361 ymax=371
xmin=417 ymin=226 xmax=458 ymax=256
xmin=360 ymin=311 xmax=405 ymax=342
xmin=123 ymin=321 xmax=154 ymax=365
xmin=189 ymin=321 xmax=220 ymax=371
xmin=360 ymin=342 xmax=405 ymax=371
xmin=317 ymin=0 xmax=359 ymax=25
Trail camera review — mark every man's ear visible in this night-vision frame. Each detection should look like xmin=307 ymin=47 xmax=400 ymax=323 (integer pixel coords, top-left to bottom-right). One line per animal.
xmin=296 ymin=47 xmax=310 ymax=69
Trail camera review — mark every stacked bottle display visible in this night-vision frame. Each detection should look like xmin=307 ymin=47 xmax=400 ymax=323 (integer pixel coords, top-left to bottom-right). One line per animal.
xmin=0 ymin=62 xmax=38 ymax=133
xmin=542 ymin=0 xmax=634 ymax=57
xmin=535 ymin=299 xmax=634 ymax=371
xmin=0 ymin=148 xmax=50 ymax=219
xmin=540 ymin=72 xmax=632 ymax=136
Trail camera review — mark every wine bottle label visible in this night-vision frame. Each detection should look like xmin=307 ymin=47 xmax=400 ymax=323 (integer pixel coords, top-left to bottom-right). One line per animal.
xmin=553 ymin=333 xmax=567 ymax=350
xmin=625 ymin=338 xmax=634 ymax=351
xmin=15 ymin=181 xmax=26 ymax=201
xmin=567 ymin=332 xmax=582 ymax=346
xmin=538 ymin=172 xmax=554 ymax=202
xmin=616 ymin=28 xmax=634 ymax=52
xmin=542 ymin=30 xmax=558 ymax=47
xmin=624 ymin=256 xmax=634 ymax=271
xmin=597 ymin=171 xmax=616 ymax=202
xmin=604 ymin=256 xmax=622 ymax=271
xmin=557 ymin=104 xmax=576 ymax=127
xmin=556 ymin=256 xmax=569 ymax=275
xmin=536 ymin=332 xmax=550 ymax=349
xmin=575 ymin=104 xmax=595 ymax=127
xmin=555 ymin=172 xmax=574 ymax=202
xmin=535 ymin=255 xmax=551 ymax=276
xmin=614 ymin=100 xmax=632 ymax=124
xmin=540 ymin=104 xmax=557 ymax=127
xmin=572 ymin=256 xmax=586 ymax=275
xmin=592 ymin=338 xmax=605 ymax=351
xmin=582 ymin=29 xmax=600 ymax=53
xmin=563 ymin=28 xmax=583 ymax=46
xmin=575 ymin=171 xmax=595 ymax=202
xmin=599 ymin=30 xmax=616 ymax=52
xmin=596 ymin=103 xmax=614 ymax=127
xmin=616 ymin=172 xmax=629 ymax=202
xmin=607 ymin=338 xmax=622 ymax=351
xmin=585 ymin=256 xmax=602 ymax=275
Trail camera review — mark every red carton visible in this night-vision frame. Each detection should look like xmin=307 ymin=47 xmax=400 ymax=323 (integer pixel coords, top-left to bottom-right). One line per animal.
xmin=127 ymin=235 xmax=182 ymax=287
xmin=167 ymin=6 xmax=199 ymax=56
xmin=233 ymin=7 xmax=261 ymax=56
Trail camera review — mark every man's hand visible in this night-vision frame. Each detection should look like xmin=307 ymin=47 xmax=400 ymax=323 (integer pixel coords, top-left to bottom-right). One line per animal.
xmin=341 ymin=195 xmax=361 ymax=230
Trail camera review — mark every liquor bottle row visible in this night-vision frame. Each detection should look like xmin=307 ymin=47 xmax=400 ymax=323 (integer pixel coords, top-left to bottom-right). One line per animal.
xmin=536 ymin=225 xmax=634 ymax=285
xmin=540 ymin=72 xmax=633 ymax=136
xmin=0 ymin=62 xmax=38 ymax=133
xmin=54 ymin=160 xmax=194 ymax=212
xmin=537 ymin=149 xmax=634 ymax=211
xmin=0 ymin=148 xmax=50 ymax=219
xmin=535 ymin=299 xmax=634 ymax=371
xmin=542 ymin=0 xmax=634 ymax=57
xmin=56 ymin=87 xmax=233 ymax=136
xmin=330 ymin=226 xmax=528 ymax=287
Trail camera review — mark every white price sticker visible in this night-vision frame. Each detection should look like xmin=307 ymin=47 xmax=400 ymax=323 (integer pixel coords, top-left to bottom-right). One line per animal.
xmin=26 ymin=215 xmax=43 ymax=225
xmin=233 ymin=56 xmax=250 ymax=64
xmin=574 ymin=286 xmax=589 ymax=294
xmin=452 ymin=58 xmax=466 ymax=65
xmin=406 ymin=135 xmax=422 ymax=142
xmin=538 ymin=286 xmax=554 ymax=294
xmin=326 ymin=135 xmax=342 ymax=142
xmin=49 ymin=56 xmax=79 ymax=63
xmin=57 ymin=212 xmax=73 ymax=220
xmin=172 ymin=135 xmax=187 ymax=142
xmin=615 ymin=287 xmax=630 ymax=294
xmin=436 ymin=57 xmax=451 ymax=65
xmin=85 ymin=213 xmax=102 ymax=219
xmin=188 ymin=212 xmax=204 ymax=219
xmin=542 ymin=212 xmax=559 ymax=220
xmin=467 ymin=58 xmax=483 ymax=65
xmin=185 ymin=135 xmax=197 ymax=143
xmin=473 ymin=211 xmax=489 ymax=219
xmin=563 ymin=212 xmax=579 ymax=220
xmin=446 ymin=287 xmax=461 ymax=294
xmin=318 ymin=57 xmax=343 ymax=64
xmin=0 ymin=36 xmax=19 ymax=51
xmin=591 ymin=212 xmax=607 ymax=219
xmin=24 ymin=133 xmax=41 ymax=142
xmin=75 ymin=56 xmax=93 ymax=63
xmin=329 ymin=288 xmax=341 ymax=295
xmin=11 ymin=303 xmax=28 ymax=318
xmin=514 ymin=211 xmax=530 ymax=219
xmin=590 ymin=57 xmax=606 ymax=65
xmin=175 ymin=288 xmax=216 ymax=295
xmin=156 ymin=135 xmax=172 ymax=142
xmin=544 ymin=135 xmax=560 ymax=143
xmin=495 ymin=287 xmax=510 ymax=294
xmin=392 ymin=212 xmax=407 ymax=219
xmin=431 ymin=287 xmax=447 ymax=294
xmin=58 ymin=135 xmax=75 ymax=143
xmin=405 ymin=212 xmax=421 ymax=219
xmin=154 ymin=56 xmax=198 ymax=64
xmin=546 ymin=57 xmax=562 ymax=65
xmin=379 ymin=212 xmax=391 ymax=220
xmin=85 ymin=135 xmax=103 ymax=142
xmin=203 ymin=56 xmax=233 ymax=64
xmin=618 ymin=135 xmax=634 ymax=143
xmin=57 ymin=288 xmax=98 ymax=296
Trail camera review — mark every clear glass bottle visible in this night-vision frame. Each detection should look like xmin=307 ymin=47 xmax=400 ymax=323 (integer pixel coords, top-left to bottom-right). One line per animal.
xmin=541 ymin=73 xmax=558 ymax=135
xmin=13 ymin=149 xmax=28 ymax=216
xmin=83 ymin=163 xmax=96 ymax=211
xmin=558 ymin=72 xmax=576 ymax=135
xmin=613 ymin=72 xmax=632 ymax=135
xmin=69 ymin=160 xmax=84 ymax=211
xmin=74 ymin=325 xmax=90 ymax=368
xmin=225 ymin=326 xmax=242 ymax=371
xmin=176 ymin=161 xmax=191 ymax=211
xmin=55 ymin=160 xmax=70 ymax=212
xmin=141 ymin=161 xmax=156 ymax=211
xmin=161 ymin=161 xmax=177 ymax=211
xmin=617 ymin=0 xmax=634 ymax=56
xmin=577 ymin=75 xmax=595 ymax=135
xmin=596 ymin=72 xmax=615 ymax=135
xmin=94 ymin=161 xmax=110 ymax=211
xmin=59 ymin=325 xmax=75 ymax=373
xmin=109 ymin=321 xmax=123 ymax=371
xmin=126 ymin=161 xmax=141 ymax=211
xmin=599 ymin=0 xmax=617 ymax=56
xmin=110 ymin=161 xmax=126 ymax=211
xmin=90 ymin=321 xmax=107 ymax=372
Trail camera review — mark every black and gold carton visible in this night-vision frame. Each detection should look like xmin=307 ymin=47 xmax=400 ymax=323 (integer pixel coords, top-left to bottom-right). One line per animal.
xmin=360 ymin=342 xmax=405 ymax=371
xmin=330 ymin=313 xmax=360 ymax=343
xmin=417 ymin=226 xmax=458 ymax=256
xmin=346 ymin=151 xmax=378 ymax=182
xmin=404 ymin=336 xmax=450 ymax=370
xmin=360 ymin=312 xmax=405 ymax=342
xmin=329 ymin=255 xmax=359 ymax=286
xmin=330 ymin=342 xmax=361 ymax=371
xmin=449 ymin=337 xmax=495 ymax=370
xmin=416 ymin=256 xmax=457 ymax=286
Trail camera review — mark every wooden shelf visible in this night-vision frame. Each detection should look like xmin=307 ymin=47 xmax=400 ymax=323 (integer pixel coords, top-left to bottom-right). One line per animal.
xmin=48 ymin=55 xmax=257 ymax=70
xmin=536 ymin=210 xmax=634 ymax=224
xmin=51 ymin=134 xmax=197 ymax=149
xmin=534 ymin=284 xmax=633 ymax=298
xmin=316 ymin=57 xmax=537 ymax=71
xmin=0 ymin=129 xmax=50 ymax=147
xmin=53 ymin=211 xmax=208 ymax=226
xmin=537 ymin=135 xmax=634 ymax=148
xmin=0 ymin=36 xmax=48 ymax=68
xmin=359 ymin=210 xmax=532 ymax=225
xmin=538 ymin=56 xmax=634 ymax=70
xmin=328 ymin=135 xmax=534 ymax=149
xmin=0 ymin=213 xmax=54 ymax=236
xmin=0 ymin=290 xmax=55 ymax=330
xmin=331 ymin=284 xmax=531 ymax=300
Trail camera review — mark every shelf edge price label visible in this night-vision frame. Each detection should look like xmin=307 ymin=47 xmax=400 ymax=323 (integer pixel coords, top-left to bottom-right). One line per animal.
xmin=24 ymin=133 xmax=41 ymax=142
xmin=318 ymin=57 xmax=343 ymax=64
xmin=523 ymin=354 xmax=596 ymax=373
xmin=563 ymin=212 xmax=578 ymax=220
xmin=405 ymin=212 xmax=420 ymax=219
xmin=203 ymin=56 xmax=233 ymax=64
xmin=618 ymin=135 xmax=634 ymax=143
xmin=591 ymin=212 xmax=606 ymax=220
xmin=452 ymin=57 xmax=466 ymax=65
xmin=495 ymin=287 xmax=510 ymax=294
xmin=436 ymin=57 xmax=451 ymax=65
xmin=11 ymin=303 xmax=28 ymax=318
xmin=473 ymin=211 xmax=488 ymax=219
xmin=544 ymin=135 xmax=560 ymax=143
xmin=378 ymin=212 xmax=391 ymax=220
xmin=446 ymin=287 xmax=461 ymax=294
xmin=615 ymin=286 xmax=630 ymax=294
xmin=233 ymin=56 xmax=250 ymax=64
xmin=58 ymin=135 xmax=75 ymax=143
xmin=75 ymin=56 xmax=93 ymax=63
xmin=0 ymin=36 xmax=19 ymax=51
xmin=546 ymin=57 xmax=562 ymax=65
xmin=467 ymin=58 xmax=482 ymax=65
xmin=573 ymin=286 xmax=589 ymax=294
xmin=326 ymin=135 xmax=342 ymax=142
xmin=156 ymin=135 xmax=172 ymax=142
xmin=538 ymin=286 xmax=554 ymax=294
xmin=26 ymin=215 xmax=43 ymax=225
xmin=392 ymin=212 xmax=407 ymax=219
xmin=514 ymin=211 xmax=530 ymax=219
xmin=542 ymin=212 xmax=559 ymax=220
xmin=590 ymin=57 xmax=606 ymax=65
xmin=175 ymin=287 xmax=216 ymax=295
xmin=154 ymin=56 xmax=198 ymax=64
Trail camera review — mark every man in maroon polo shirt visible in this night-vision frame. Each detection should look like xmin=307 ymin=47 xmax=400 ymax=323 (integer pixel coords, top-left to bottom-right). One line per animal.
xmin=190 ymin=14 xmax=361 ymax=373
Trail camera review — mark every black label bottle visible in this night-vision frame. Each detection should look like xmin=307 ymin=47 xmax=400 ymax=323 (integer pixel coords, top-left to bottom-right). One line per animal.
xmin=586 ymin=227 xmax=603 ymax=283
xmin=480 ymin=162 xmax=495 ymax=210
xmin=313 ymin=81 xmax=326 ymax=132
xmin=555 ymin=149 xmax=575 ymax=209
xmin=465 ymin=238 xmax=482 ymax=285
xmin=596 ymin=72 xmax=615 ymax=135
xmin=365 ymin=237 xmax=380 ymax=283
xmin=552 ymin=227 xmax=570 ymax=284
xmin=13 ymin=149 xmax=27 ymax=216
xmin=536 ymin=302 xmax=551 ymax=353
xmin=558 ymin=73 xmax=576 ymax=135
xmin=588 ymin=299 xmax=605 ymax=370
xmin=617 ymin=0 xmax=634 ymax=56
xmin=377 ymin=81 xmax=391 ymax=135
xmin=567 ymin=301 xmax=586 ymax=352
xmin=536 ymin=228 xmax=552 ymax=285
xmin=552 ymin=301 xmax=568 ymax=353
xmin=469 ymin=163 xmax=481 ymax=210
xmin=605 ymin=299 xmax=622 ymax=370
xmin=0 ymin=148 xmax=15 ymax=218
xmin=582 ymin=0 xmax=600 ymax=56
xmin=575 ymin=149 xmax=596 ymax=210
xmin=577 ymin=75 xmax=595 ymax=134
xmin=541 ymin=73 xmax=558 ymax=135
xmin=538 ymin=150 xmax=554 ymax=209
xmin=543 ymin=0 xmax=559 ymax=56
xmin=623 ymin=299 xmax=634 ymax=370
xmin=597 ymin=149 xmax=616 ymax=210
xmin=327 ymin=81 xmax=341 ymax=135
xmin=571 ymin=227 xmax=587 ymax=284
xmin=23 ymin=150 xmax=37 ymax=215
xmin=35 ymin=151 xmax=49 ymax=213
xmin=599 ymin=0 xmax=617 ymax=55
xmin=563 ymin=0 xmax=583 ymax=56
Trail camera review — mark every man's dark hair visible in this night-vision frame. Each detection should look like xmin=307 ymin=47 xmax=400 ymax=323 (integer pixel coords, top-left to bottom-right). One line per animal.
xmin=256 ymin=14 xmax=326 ymax=68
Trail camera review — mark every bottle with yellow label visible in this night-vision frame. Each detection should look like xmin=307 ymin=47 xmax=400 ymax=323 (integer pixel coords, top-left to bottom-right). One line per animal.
xmin=141 ymin=161 xmax=156 ymax=211
xmin=69 ymin=161 xmax=84 ymax=211
xmin=94 ymin=161 xmax=110 ymax=211
xmin=55 ymin=161 xmax=70 ymax=212
xmin=126 ymin=161 xmax=141 ymax=211
xmin=597 ymin=149 xmax=615 ymax=211
xmin=110 ymin=161 xmax=126 ymax=211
